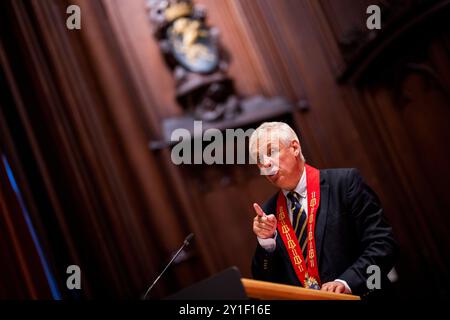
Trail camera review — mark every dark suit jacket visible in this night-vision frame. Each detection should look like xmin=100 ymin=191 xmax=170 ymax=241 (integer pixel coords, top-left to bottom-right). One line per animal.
xmin=252 ymin=168 xmax=398 ymax=297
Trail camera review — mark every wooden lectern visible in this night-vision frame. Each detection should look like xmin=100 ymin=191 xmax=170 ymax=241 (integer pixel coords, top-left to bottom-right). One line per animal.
xmin=167 ymin=267 xmax=360 ymax=300
xmin=241 ymin=278 xmax=360 ymax=300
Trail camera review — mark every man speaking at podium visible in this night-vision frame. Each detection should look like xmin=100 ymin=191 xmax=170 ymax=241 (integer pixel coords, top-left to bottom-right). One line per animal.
xmin=250 ymin=122 xmax=398 ymax=298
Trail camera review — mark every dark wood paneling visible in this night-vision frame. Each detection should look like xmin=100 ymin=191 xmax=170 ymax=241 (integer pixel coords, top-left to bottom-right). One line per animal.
xmin=1 ymin=0 xmax=449 ymax=299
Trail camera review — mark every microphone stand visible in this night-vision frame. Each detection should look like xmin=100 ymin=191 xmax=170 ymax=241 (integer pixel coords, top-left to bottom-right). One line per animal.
xmin=142 ymin=233 xmax=194 ymax=300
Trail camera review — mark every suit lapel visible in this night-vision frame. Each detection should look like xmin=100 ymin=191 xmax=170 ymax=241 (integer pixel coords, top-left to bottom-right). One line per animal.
xmin=276 ymin=235 xmax=302 ymax=285
xmin=314 ymin=173 xmax=329 ymax=266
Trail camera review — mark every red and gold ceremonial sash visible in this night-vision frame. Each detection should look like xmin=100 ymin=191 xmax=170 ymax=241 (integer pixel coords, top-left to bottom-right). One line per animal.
xmin=276 ymin=164 xmax=321 ymax=289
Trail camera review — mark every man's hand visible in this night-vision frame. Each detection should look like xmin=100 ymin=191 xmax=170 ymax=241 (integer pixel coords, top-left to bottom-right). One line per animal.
xmin=320 ymin=281 xmax=351 ymax=294
xmin=253 ymin=203 xmax=277 ymax=239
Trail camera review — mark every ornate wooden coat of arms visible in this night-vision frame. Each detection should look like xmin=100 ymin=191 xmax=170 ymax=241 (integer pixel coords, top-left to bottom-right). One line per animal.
xmin=147 ymin=0 xmax=239 ymax=122
xmin=146 ymin=0 xmax=297 ymax=149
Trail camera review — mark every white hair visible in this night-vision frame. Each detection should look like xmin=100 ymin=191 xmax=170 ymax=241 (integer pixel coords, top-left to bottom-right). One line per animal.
xmin=249 ymin=122 xmax=304 ymax=162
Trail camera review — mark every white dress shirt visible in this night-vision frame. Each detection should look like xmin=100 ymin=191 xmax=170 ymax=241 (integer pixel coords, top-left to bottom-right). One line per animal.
xmin=256 ymin=168 xmax=352 ymax=293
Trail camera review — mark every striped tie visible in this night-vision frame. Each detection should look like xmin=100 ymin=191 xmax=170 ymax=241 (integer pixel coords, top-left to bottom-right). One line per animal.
xmin=287 ymin=191 xmax=308 ymax=259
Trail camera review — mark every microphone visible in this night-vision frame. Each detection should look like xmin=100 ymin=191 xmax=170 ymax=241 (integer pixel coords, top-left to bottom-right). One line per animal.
xmin=142 ymin=233 xmax=194 ymax=300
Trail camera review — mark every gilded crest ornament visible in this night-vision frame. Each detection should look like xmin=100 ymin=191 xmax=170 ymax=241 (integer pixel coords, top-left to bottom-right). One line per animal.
xmin=305 ymin=276 xmax=320 ymax=290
